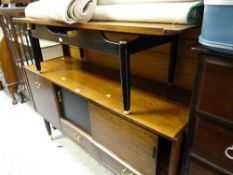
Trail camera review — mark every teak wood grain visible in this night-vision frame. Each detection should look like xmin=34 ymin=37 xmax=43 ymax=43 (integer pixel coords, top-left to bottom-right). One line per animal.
xmin=90 ymin=103 xmax=158 ymax=175
xmin=25 ymin=57 xmax=189 ymax=140
xmin=13 ymin=17 xmax=196 ymax=36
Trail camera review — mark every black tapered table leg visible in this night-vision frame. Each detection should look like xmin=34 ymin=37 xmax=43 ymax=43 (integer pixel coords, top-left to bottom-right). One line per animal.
xmin=62 ymin=45 xmax=70 ymax=56
xmin=28 ymin=29 xmax=42 ymax=73
xmin=79 ymin=48 xmax=85 ymax=58
xmin=119 ymin=41 xmax=130 ymax=115
xmin=168 ymin=36 xmax=179 ymax=86
xmin=44 ymin=119 xmax=52 ymax=140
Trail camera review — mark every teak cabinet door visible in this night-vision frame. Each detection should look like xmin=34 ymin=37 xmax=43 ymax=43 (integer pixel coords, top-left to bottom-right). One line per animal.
xmin=90 ymin=103 xmax=158 ymax=175
xmin=26 ymin=70 xmax=61 ymax=130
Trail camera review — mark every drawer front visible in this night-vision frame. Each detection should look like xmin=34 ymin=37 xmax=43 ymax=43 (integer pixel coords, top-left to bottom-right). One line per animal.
xmin=187 ymin=159 xmax=225 ymax=175
xmin=193 ymin=117 xmax=233 ymax=173
xmin=90 ymin=103 xmax=158 ymax=175
xmin=61 ymin=119 xmax=100 ymax=159
xmin=197 ymin=56 xmax=233 ymax=122
xmin=26 ymin=70 xmax=61 ymax=129
xmin=100 ymin=149 xmax=141 ymax=175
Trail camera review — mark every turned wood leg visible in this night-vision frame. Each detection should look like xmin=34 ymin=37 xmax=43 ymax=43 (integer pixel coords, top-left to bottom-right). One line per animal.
xmin=8 ymin=86 xmax=17 ymax=105
xmin=44 ymin=119 xmax=52 ymax=140
xmin=119 ymin=41 xmax=131 ymax=115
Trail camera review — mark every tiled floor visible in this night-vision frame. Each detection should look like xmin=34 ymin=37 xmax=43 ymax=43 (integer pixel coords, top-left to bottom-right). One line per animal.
xmin=0 ymin=90 xmax=114 ymax=175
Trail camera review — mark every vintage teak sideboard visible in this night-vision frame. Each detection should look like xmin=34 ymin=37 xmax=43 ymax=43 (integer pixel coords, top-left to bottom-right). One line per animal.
xmin=13 ymin=17 xmax=232 ymax=175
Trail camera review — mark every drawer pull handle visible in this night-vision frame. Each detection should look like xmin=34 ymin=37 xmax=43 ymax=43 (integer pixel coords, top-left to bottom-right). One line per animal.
xmin=225 ymin=146 xmax=233 ymax=160
xmin=121 ymin=168 xmax=134 ymax=175
xmin=35 ymin=81 xmax=42 ymax=89
xmin=73 ymin=133 xmax=81 ymax=142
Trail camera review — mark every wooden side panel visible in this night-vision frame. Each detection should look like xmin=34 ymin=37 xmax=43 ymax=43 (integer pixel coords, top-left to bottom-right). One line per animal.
xmin=26 ymin=70 xmax=61 ymax=130
xmin=90 ymin=103 xmax=158 ymax=175
xmin=193 ymin=118 xmax=233 ymax=173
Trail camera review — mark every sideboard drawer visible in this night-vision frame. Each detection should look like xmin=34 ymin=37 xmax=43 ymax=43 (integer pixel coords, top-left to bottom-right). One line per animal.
xmin=61 ymin=119 xmax=100 ymax=159
xmin=90 ymin=103 xmax=158 ymax=175
xmin=193 ymin=117 xmax=233 ymax=173
xmin=26 ymin=70 xmax=61 ymax=130
xmin=100 ymin=148 xmax=141 ymax=175
xmin=197 ymin=56 xmax=233 ymax=122
xmin=188 ymin=159 xmax=225 ymax=175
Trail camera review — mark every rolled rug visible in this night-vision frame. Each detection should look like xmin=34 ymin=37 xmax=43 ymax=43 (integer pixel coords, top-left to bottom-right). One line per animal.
xmin=93 ymin=1 xmax=203 ymax=25
xmin=25 ymin=0 xmax=97 ymax=24
xmin=98 ymin=0 xmax=200 ymax=5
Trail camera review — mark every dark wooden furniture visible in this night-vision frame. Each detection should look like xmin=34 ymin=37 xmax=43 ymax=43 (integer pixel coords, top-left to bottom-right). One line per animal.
xmin=25 ymin=57 xmax=191 ymax=175
xmin=15 ymin=17 xmax=196 ymax=114
xmin=14 ymin=18 xmax=199 ymax=175
xmin=182 ymin=45 xmax=233 ymax=175
xmin=0 ymin=27 xmax=17 ymax=104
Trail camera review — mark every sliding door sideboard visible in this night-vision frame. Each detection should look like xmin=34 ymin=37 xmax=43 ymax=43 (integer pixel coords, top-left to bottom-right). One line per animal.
xmin=15 ymin=18 xmax=198 ymax=175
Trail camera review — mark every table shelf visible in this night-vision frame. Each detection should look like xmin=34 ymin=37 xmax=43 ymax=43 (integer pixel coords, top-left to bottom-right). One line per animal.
xmin=26 ymin=56 xmax=190 ymax=140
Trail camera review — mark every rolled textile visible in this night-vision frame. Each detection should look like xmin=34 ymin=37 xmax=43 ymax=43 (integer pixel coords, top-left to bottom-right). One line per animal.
xmin=93 ymin=1 xmax=203 ymax=25
xmin=98 ymin=0 xmax=200 ymax=5
xmin=25 ymin=0 xmax=97 ymax=24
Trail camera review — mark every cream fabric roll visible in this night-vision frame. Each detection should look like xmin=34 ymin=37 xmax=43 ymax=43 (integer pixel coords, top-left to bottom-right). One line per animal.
xmin=98 ymin=0 xmax=198 ymax=5
xmin=93 ymin=1 xmax=203 ymax=24
xmin=25 ymin=0 xmax=97 ymax=24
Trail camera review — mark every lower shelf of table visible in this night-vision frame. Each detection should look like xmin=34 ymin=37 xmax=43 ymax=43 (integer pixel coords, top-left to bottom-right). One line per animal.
xmin=26 ymin=56 xmax=190 ymax=140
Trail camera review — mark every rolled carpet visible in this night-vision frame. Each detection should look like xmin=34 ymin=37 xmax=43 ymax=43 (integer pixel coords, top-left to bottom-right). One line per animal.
xmin=25 ymin=0 xmax=97 ymax=24
xmin=98 ymin=0 xmax=200 ymax=5
xmin=93 ymin=1 xmax=203 ymax=25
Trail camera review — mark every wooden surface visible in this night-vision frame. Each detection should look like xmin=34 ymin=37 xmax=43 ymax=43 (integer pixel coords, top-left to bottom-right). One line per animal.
xmin=90 ymin=103 xmax=158 ymax=175
xmin=1 ymin=0 xmax=31 ymax=3
xmin=13 ymin=17 xmax=196 ymax=36
xmin=26 ymin=57 xmax=189 ymax=140
xmin=193 ymin=118 xmax=233 ymax=173
xmin=61 ymin=119 xmax=100 ymax=159
xmin=0 ymin=7 xmax=25 ymax=16
xmin=197 ymin=55 xmax=233 ymax=123
xmin=26 ymin=70 xmax=62 ymax=130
